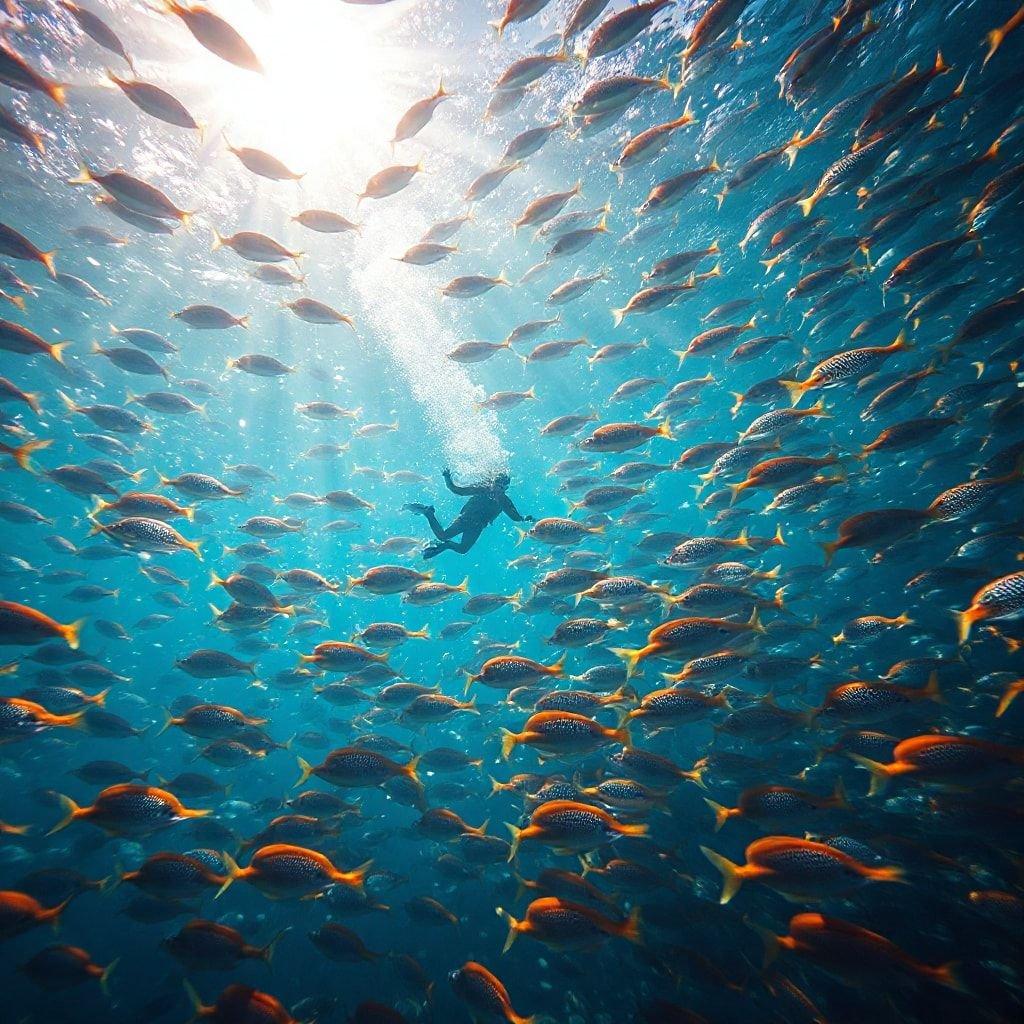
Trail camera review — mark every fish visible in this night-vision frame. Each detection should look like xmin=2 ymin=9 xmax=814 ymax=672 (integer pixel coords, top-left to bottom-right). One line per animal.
xmin=0 ymin=3 xmax=1018 ymax=1021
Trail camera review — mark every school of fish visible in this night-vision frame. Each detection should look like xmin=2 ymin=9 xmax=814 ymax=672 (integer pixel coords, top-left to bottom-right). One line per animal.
xmin=0 ymin=0 xmax=1023 ymax=1023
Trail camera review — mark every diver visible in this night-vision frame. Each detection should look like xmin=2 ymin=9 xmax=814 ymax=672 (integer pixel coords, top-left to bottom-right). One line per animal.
xmin=404 ymin=468 xmax=534 ymax=559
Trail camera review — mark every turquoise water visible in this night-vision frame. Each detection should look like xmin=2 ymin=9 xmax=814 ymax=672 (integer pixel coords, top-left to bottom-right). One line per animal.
xmin=1 ymin=0 xmax=1023 ymax=1021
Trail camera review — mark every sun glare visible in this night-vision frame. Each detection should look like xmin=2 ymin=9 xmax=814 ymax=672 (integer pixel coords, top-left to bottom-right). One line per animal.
xmin=146 ymin=0 xmax=510 ymax=476
xmin=194 ymin=0 xmax=402 ymax=174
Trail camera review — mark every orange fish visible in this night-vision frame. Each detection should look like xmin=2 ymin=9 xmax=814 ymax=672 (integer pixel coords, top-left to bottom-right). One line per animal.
xmin=851 ymin=734 xmax=1024 ymax=795
xmin=217 ymin=844 xmax=369 ymax=899
xmin=48 ymin=783 xmax=210 ymax=837
xmin=507 ymin=800 xmax=647 ymax=859
xmin=701 ymin=836 xmax=904 ymax=903
xmin=497 ymin=896 xmax=641 ymax=952
xmin=749 ymin=913 xmax=963 ymax=990
xmin=450 ymin=961 xmax=536 ymax=1024
xmin=500 ymin=711 xmax=630 ymax=761
xmin=0 ymin=600 xmax=82 ymax=648
xmin=704 ymin=781 xmax=849 ymax=832
xmin=0 ymin=890 xmax=71 ymax=940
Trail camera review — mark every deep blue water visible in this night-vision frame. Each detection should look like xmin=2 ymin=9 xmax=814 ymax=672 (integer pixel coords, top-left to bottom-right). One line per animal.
xmin=1 ymin=1 xmax=1023 ymax=1022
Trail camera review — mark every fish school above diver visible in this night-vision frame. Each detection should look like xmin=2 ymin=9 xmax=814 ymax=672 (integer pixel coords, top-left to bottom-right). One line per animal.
xmin=1 ymin=1 xmax=1024 ymax=1023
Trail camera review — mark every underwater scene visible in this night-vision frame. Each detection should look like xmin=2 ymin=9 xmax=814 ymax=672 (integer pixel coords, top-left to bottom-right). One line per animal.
xmin=1 ymin=0 xmax=1023 ymax=1022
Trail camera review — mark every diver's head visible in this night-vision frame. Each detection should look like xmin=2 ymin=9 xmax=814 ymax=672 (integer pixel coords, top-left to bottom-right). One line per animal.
xmin=494 ymin=472 xmax=510 ymax=491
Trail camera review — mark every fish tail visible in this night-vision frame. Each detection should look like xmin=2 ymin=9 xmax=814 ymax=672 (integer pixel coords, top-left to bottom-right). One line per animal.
xmin=43 ymin=896 xmax=72 ymax=932
xmin=889 ymin=328 xmax=911 ymax=352
xmin=294 ymin=756 xmax=314 ymax=788
xmin=183 ymin=979 xmax=203 ymax=1018
xmin=499 ymin=728 xmax=519 ymax=761
xmin=496 ymin=906 xmax=519 ymax=952
xmin=260 ymin=926 xmax=290 ymax=966
xmin=848 ymin=754 xmax=892 ymax=796
xmin=505 ymin=823 xmax=523 ymax=861
xmin=703 ymin=798 xmax=732 ymax=833
xmin=68 ymin=162 xmax=93 ymax=186
xmin=611 ymin=307 xmax=626 ymax=327
xmin=744 ymin=917 xmax=782 ymax=968
xmin=923 ymin=670 xmax=943 ymax=704
xmin=927 ymin=961 xmax=966 ymax=992
xmin=619 ymin=821 xmax=649 ymax=838
xmin=47 ymin=794 xmax=83 ymax=835
xmin=779 ymin=379 xmax=807 ymax=406
xmin=983 ymin=28 xmax=1006 ymax=67
xmin=156 ymin=709 xmax=177 ymax=737
xmin=620 ymin=905 xmax=643 ymax=944
xmin=831 ymin=777 xmax=851 ymax=811
xmin=953 ymin=605 xmax=980 ymax=644
xmin=700 ymin=845 xmax=744 ymax=904
xmin=726 ymin=481 xmax=746 ymax=505
xmin=613 ymin=720 xmax=633 ymax=749
xmin=609 ymin=646 xmax=645 ymax=679
xmin=215 ymin=851 xmax=242 ymax=898
xmin=402 ymin=755 xmax=421 ymax=786
xmin=59 ymin=616 xmax=86 ymax=652
xmin=99 ymin=957 xmax=119 ymax=997
xmin=820 ymin=540 xmax=840 ymax=567
xmin=682 ymin=765 xmax=708 ymax=789
xmin=868 ymin=863 xmax=906 ymax=885
xmin=344 ymin=859 xmax=372 ymax=891
xmin=545 ymin=653 xmax=567 ymax=676
xmin=995 ymin=679 xmax=1024 ymax=718
xmin=11 ymin=438 xmax=52 ymax=472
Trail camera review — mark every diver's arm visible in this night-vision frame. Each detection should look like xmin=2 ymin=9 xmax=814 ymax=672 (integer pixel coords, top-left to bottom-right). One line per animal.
xmin=442 ymin=467 xmax=484 ymax=496
xmin=499 ymin=494 xmax=534 ymax=523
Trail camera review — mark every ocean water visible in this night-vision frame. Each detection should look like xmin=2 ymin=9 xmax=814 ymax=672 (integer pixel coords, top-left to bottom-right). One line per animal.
xmin=1 ymin=0 xmax=1023 ymax=1022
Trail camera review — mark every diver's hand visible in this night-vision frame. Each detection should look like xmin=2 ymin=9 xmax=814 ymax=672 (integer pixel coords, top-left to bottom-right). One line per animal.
xmin=442 ymin=467 xmax=452 ymax=480
xmin=524 ymin=515 xmax=536 ymax=522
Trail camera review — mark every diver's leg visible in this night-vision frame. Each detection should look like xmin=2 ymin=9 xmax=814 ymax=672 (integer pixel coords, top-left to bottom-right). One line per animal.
xmin=443 ymin=522 xmax=485 ymax=554
xmin=422 ymin=540 xmax=452 ymax=559
xmin=404 ymin=503 xmax=449 ymax=541
xmin=424 ymin=519 xmax=480 ymax=559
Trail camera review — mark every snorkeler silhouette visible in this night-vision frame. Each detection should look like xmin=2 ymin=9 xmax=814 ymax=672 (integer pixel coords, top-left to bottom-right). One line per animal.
xmin=404 ymin=468 xmax=534 ymax=559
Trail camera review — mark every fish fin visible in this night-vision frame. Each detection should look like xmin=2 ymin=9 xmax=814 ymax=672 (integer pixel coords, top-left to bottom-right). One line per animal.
xmin=927 ymin=961 xmax=966 ymax=992
xmin=403 ymin=754 xmax=421 ymax=786
xmin=848 ymin=754 xmax=891 ymax=796
xmin=294 ymin=756 xmax=314 ymax=788
xmin=100 ymin=957 xmax=119 ymax=997
xmin=505 ymin=823 xmax=522 ymax=861
xmin=260 ymin=926 xmax=290 ymax=966
xmin=700 ymin=845 xmax=744 ymax=904
xmin=496 ymin=906 xmax=519 ymax=953
xmin=47 ymin=794 xmax=82 ymax=835
xmin=744 ymin=917 xmax=781 ymax=968
xmin=703 ymin=798 xmax=732 ymax=833
xmin=868 ymin=863 xmax=906 ymax=885
xmin=499 ymin=728 xmax=518 ymax=761
xmin=621 ymin=905 xmax=643 ymax=944
xmin=215 ymin=851 xmax=241 ymax=898
xmin=609 ymin=647 xmax=644 ymax=679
